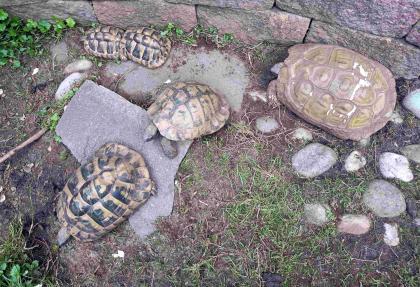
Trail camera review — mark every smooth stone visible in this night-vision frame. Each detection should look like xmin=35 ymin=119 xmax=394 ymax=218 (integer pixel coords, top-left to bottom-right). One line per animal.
xmin=292 ymin=143 xmax=337 ymax=178
xmin=383 ymin=223 xmax=399 ymax=246
xmin=415 ymin=218 xmax=420 ymax=227
xmin=103 ymin=47 xmax=249 ymax=111
xmin=358 ymin=137 xmax=371 ymax=147
xmin=56 ymin=80 xmax=192 ymax=239
xmin=344 ymin=151 xmax=367 ymax=172
xmin=64 ymin=59 xmax=93 ymax=74
xmin=51 ymin=41 xmax=68 ymax=64
xmin=363 ymin=180 xmax=406 ymax=218
xmin=401 ymin=144 xmax=420 ymax=164
xmin=390 ymin=110 xmax=404 ymax=124
xmin=304 ymin=203 xmax=331 ymax=226
xmin=270 ymin=62 xmax=283 ymax=75
xmin=403 ymin=89 xmax=420 ymax=118
xmin=379 ymin=152 xmax=413 ymax=182
xmin=337 ymin=214 xmax=371 ymax=235
xmin=291 ymin=128 xmax=313 ymax=141
xmin=255 ymin=116 xmax=279 ymax=134
xmin=55 ymin=73 xmax=87 ymax=101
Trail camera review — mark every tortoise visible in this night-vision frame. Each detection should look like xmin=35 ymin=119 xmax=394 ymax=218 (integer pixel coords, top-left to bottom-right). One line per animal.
xmin=82 ymin=26 xmax=171 ymax=69
xmin=267 ymin=44 xmax=397 ymax=140
xmin=144 ymin=82 xmax=230 ymax=158
xmin=56 ymin=143 xmax=155 ymax=245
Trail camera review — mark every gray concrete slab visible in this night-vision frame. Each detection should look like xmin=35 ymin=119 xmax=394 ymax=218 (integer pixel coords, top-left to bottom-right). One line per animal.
xmin=56 ymin=80 xmax=192 ymax=239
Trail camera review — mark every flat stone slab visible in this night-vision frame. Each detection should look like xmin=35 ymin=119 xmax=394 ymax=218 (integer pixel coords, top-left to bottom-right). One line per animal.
xmin=56 ymin=80 xmax=192 ymax=239
xmin=102 ymin=46 xmax=249 ymax=112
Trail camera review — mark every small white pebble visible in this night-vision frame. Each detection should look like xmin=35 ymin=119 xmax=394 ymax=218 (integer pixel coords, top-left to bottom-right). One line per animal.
xmin=112 ymin=250 xmax=125 ymax=258
xmin=164 ymin=79 xmax=171 ymax=84
xmin=32 ymin=68 xmax=39 ymax=76
xmin=0 ymin=89 xmax=3 ymax=95
xmin=19 ymin=114 xmax=26 ymax=121
xmin=47 ymin=145 xmax=52 ymax=152
xmin=384 ymin=223 xmax=399 ymax=246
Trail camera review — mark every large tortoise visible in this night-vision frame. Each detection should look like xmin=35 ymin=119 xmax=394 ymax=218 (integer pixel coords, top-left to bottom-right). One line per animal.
xmin=268 ymin=44 xmax=397 ymax=140
xmin=144 ymin=82 xmax=230 ymax=158
xmin=57 ymin=143 xmax=155 ymax=245
xmin=82 ymin=26 xmax=171 ymax=69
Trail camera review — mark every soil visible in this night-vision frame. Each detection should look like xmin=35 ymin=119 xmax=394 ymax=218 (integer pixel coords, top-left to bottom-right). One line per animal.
xmin=0 ymin=29 xmax=419 ymax=286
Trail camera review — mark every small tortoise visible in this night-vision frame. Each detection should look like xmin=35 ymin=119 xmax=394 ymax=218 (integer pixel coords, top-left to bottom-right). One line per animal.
xmin=268 ymin=44 xmax=397 ymax=140
xmin=57 ymin=143 xmax=155 ymax=245
xmin=144 ymin=82 xmax=230 ymax=158
xmin=82 ymin=26 xmax=171 ymax=69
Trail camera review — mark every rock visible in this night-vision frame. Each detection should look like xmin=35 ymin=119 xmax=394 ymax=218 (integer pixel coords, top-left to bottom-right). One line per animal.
xmin=291 ymin=128 xmax=313 ymax=141
xmin=93 ymin=0 xmax=197 ymax=32
xmin=102 ymin=47 xmax=249 ymax=111
xmin=344 ymin=151 xmax=367 ymax=172
xmin=305 ymin=21 xmax=420 ymax=79
xmin=56 ymin=80 xmax=192 ymax=238
xmin=358 ymin=137 xmax=371 ymax=147
xmin=261 ymin=272 xmax=284 ymax=287
xmin=292 ymin=143 xmax=337 ymax=178
xmin=337 ymin=214 xmax=371 ymax=235
xmin=197 ymin=6 xmax=310 ymax=44
xmin=271 ymin=44 xmax=396 ymax=141
xmin=390 ymin=110 xmax=404 ymax=124
xmin=363 ymin=180 xmax=406 ymax=218
xmin=383 ymin=223 xmax=399 ymax=246
xmin=270 ymin=62 xmax=283 ymax=75
xmin=255 ymin=116 xmax=279 ymax=134
xmin=276 ymin=0 xmax=418 ymax=38
xmin=303 ymin=203 xmax=331 ymax=226
xmin=379 ymin=152 xmax=413 ymax=182
xmin=415 ymin=218 xmax=420 ymax=227
xmin=51 ymin=41 xmax=68 ymax=64
xmin=401 ymin=144 xmax=420 ymax=164
xmin=165 ymin=0 xmax=274 ymax=10
xmin=406 ymin=198 xmax=417 ymax=219
xmin=55 ymin=72 xmax=87 ymax=101
xmin=248 ymin=90 xmax=267 ymax=103
xmin=403 ymin=89 xmax=420 ymax=118
xmin=64 ymin=59 xmax=93 ymax=74
xmin=406 ymin=21 xmax=420 ymax=47
xmin=2 ymin=0 xmax=97 ymax=25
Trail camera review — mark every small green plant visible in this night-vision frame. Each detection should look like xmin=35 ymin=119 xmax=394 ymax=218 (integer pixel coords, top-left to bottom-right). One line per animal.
xmin=0 ymin=219 xmax=44 ymax=287
xmin=0 ymin=8 xmax=76 ymax=67
xmin=38 ymin=87 xmax=78 ymax=142
xmin=160 ymin=23 xmax=235 ymax=48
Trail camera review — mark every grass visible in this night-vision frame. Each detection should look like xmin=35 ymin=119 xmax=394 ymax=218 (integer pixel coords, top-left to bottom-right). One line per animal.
xmin=0 ymin=219 xmax=55 ymax=286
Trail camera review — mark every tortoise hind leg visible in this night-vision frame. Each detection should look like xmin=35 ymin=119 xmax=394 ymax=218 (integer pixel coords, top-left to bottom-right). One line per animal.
xmin=160 ymin=137 xmax=178 ymax=159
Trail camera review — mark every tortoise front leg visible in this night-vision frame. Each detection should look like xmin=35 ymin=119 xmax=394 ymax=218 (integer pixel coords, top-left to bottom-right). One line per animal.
xmin=160 ymin=137 xmax=178 ymax=159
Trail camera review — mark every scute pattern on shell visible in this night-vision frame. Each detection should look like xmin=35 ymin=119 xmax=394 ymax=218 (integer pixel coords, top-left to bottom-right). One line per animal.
xmin=148 ymin=82 xmax=230 ymax=141
xmin=82 ymin=26 xmax=125 ymax=60
xmin=274 ymin=44 xmax=396 ymax=140
xmin=57 ymin=143 xmax=155 ymax=242
xmin=121 ymin=27 xmax=172 ymax=69
xmin=82 ymin=26 xmax=171 ymax=69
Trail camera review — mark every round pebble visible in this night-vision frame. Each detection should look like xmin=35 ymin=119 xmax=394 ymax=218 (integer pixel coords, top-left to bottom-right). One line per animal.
xmin=55 ymin=72 xmax=87 ymax=101
xmin=64 ymin=59 xmax=93 ymax=74
xmin=292 ymin=143 xmax=337 ymax=178
xmin=403 ymin=89 xmax=420 ymax=118
xmin=344 ymin=150 xmax=366 ymax=172
xmin=255 ymin=116 xmax=279 ymax=134
xmin=337 ymin=214 xmax=371 ymax=235
xmin=292 ymin=128 xmax=313 ymax=141
xmin=363 ymin=180 xmax=406 ymax=218
xmin=383 ymin=223 xmax=399 ymax=246
xmin=304 ymin=203 xmax=331 ymax=226
xmin=379 ymin=152 xmax=413 ymax=182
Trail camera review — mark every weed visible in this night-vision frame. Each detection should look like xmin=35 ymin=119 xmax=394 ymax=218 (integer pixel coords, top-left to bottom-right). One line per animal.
xmin=0 ymin=219 xmax=49 ymax=286
xmin=0 ymin=8 xmax=76 ymax=67
xmin=38 ymin=87 xmax=78 ymax=143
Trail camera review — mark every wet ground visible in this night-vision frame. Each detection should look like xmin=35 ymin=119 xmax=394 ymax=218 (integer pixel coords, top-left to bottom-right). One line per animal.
xmin=0 ymin=29 xmax=419 ymax=286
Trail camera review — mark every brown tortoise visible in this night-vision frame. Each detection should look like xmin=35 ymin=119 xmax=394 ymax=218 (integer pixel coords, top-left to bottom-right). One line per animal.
xmin=56 ymin=143 xmax=155 ymax=245
xmin=144 ymin=82 xmax=230 ymax=158
xmin=82 ymin=26 xmax=171 ymax=69
xmin=267 ymin=44 xmax=397 ymax=140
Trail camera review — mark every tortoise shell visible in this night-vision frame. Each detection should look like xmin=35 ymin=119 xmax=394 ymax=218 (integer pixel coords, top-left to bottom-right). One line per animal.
xmin=120 ymin=27 xmax=171 ymax=69
xmin=271 ymin=44 xmax=396 ymax=140
xmin=82 ymin=26 xmax=125 ymax=60
xmin=57 ymin=143 xmax=155 ymax=242
xmin=147 ymin=82 xmax=230 ymax=141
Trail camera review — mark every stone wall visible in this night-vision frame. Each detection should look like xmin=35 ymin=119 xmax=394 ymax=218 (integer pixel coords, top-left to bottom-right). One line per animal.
xmin=1 ymin=0 xmax=419 ymax=79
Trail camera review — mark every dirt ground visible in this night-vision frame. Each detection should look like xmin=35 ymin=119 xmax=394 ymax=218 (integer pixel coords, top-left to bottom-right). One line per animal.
xmin=0 ymin=29 xmax=419 ymax=286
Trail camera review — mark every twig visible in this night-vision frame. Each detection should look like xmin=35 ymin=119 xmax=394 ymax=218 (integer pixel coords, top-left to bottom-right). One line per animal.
xmin=0 ymin=128 xmax=47 ymax=164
